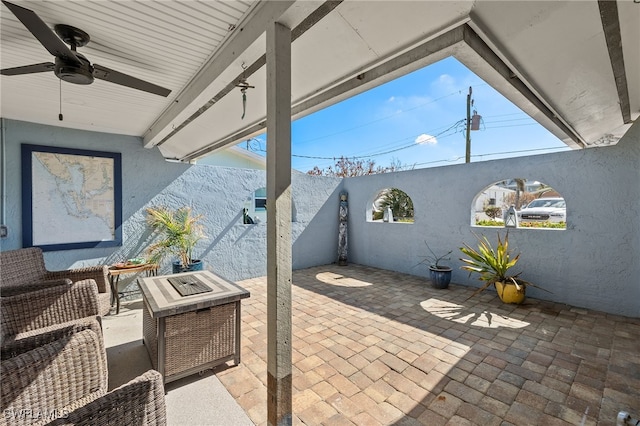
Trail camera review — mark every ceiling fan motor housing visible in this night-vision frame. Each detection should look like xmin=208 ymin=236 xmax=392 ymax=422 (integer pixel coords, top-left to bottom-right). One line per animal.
xmin=54 ymin=53 xmax=94 ymax=85
xmin=1 ymin=1 xmax=171 ymax=96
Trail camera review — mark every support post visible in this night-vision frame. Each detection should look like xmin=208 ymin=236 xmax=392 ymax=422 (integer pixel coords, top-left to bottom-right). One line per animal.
xmin=465 ymin=86 xmax=472 ymax=163
xmin=266 ymin=21 xmax=292 ymax=426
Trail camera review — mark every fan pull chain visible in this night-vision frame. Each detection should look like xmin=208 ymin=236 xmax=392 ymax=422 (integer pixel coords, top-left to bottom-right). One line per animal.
xmin=236 ymin=72 xmax=254 ymax=120
xmin=241 ymin=89 xmax=247 ymax=119
xmin=58 ymin=79 xmax=63 ymax=121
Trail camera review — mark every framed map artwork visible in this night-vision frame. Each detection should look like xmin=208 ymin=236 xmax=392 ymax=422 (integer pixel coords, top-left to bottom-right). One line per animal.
xmin=21 ymin=144 xmax=122 ymax=251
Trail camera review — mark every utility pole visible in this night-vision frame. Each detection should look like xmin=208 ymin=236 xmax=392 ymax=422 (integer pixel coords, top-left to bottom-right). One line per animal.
xmin=465 ymin=86 xmax=481 ymax=163
xmin=465 ymin=86 xmax=472 ymax=163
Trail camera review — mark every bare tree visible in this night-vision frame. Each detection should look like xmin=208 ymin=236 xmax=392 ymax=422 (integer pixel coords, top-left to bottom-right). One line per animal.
xmin=307 ymin=156 xmax=411 ymax=177
xmin=505 ymin=191 xmax=536 ymax=210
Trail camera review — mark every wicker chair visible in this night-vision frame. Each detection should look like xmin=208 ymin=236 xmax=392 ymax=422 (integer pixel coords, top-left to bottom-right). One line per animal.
xmin=44 ymin=370 xmax=167 ymax=426
xmin=0 ymin=247 xmax=111 ymax=316
xmin=0 ymin=279 xmax=101 ymax=346
xmin=0 ymin=316 xmax=103 ymax=360
xmin=0 ymin=319 xmax=108 ymax=426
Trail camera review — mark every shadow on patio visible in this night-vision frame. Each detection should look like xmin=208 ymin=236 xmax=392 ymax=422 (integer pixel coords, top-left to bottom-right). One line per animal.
xmin=213 ymin=264 xmax=639 ymax=426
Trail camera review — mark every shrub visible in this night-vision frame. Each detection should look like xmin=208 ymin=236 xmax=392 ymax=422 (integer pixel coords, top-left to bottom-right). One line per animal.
xmin=476 ymin=220 xmax=566 ymax=229
xmin=476 ymin=219 xmax=504 ymax=227
xmin=484 ymin=206 xmax=502 ymax=219
xmin=518 ymin=221 xmax=566 ymax=229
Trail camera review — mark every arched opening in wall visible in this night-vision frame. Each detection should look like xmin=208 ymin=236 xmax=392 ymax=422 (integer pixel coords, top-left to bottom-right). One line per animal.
xmin=243 ymin=187 xmax=297 ymax=224
xmin=368 ymin=188 xmax=414 ymax=223
xmin=472 ymin=179 xmax=566 ymax=229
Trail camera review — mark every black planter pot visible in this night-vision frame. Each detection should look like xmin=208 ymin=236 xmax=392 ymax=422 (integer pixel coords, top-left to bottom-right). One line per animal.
xmin=429 ymin=266 xmax=452 ymax=289
xmin=172 ymin=259 xmax=204 ymax=274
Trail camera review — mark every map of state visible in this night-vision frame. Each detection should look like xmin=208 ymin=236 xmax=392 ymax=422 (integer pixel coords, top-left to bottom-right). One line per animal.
xmin=32 ymin=151 xmax=115 ymax=245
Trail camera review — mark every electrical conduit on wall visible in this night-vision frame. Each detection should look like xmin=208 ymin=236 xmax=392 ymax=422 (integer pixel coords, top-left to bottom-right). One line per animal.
xmin=1 ymin=118 xmax=6 ymax=238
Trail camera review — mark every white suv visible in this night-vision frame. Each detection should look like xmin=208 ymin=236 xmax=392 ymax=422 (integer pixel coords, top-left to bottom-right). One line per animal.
xmin=517 ymin=197 xmax=566 ymax=223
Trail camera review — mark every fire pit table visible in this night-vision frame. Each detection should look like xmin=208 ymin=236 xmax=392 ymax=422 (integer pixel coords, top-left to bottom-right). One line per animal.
xmin=138 ymin=270 xmax=250 ymax=384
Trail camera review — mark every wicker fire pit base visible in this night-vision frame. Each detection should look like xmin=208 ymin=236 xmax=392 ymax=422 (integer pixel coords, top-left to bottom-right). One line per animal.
xmin=138 ymin=270 xmax=250 ymax=383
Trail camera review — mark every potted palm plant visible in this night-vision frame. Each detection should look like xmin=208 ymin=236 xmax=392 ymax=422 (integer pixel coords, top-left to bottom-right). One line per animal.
xmin=146 ymin=206 xmax=205 ymax=273
xmin=459 ymin=231 xmax=547 ymax=303
xmin=418 ymin=241 xmax=453 ymax=289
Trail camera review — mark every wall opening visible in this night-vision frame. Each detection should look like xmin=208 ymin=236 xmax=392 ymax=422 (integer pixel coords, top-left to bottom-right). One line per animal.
xmin=243 ymin=187 xmax=297 ymax=224
xmin=472 ymin=179 xmax=566 ymax=229
xmin=368 ymin=188 xmax=414 ymax=223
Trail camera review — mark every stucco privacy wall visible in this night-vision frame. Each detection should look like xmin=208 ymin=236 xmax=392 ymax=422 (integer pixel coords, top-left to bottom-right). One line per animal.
xmin=0 ymin=119 xmax=342 ymax=288
xmin=342 ymin=120 xmax=640 ymax=318
xmin=2 ymin=118 xmax=638 ymax=316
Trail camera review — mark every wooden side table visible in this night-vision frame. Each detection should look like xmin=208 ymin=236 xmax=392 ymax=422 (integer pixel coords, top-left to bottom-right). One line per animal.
xmin=108 ymin=263 xmax=158 ymax=314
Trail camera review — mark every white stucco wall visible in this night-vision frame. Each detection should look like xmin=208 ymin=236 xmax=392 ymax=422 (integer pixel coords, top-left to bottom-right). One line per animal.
xmin=0 ymin=119 xmax=341 ymax=293
xmin=342 ymin=121 xmax=640 ymax=318
xmin=2 ymin=118 xmax=638 ymax=317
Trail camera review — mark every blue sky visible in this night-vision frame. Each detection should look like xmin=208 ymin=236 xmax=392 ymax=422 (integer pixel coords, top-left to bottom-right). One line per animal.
xmin=245 ymin=57 xmax=570 ymax=172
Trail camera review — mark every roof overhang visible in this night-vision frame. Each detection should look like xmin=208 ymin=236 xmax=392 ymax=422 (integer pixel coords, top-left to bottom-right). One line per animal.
xmin=1 ymin=1 xmax=637 ymax=160
xmin=145 ymin=1 xmax=638 ymax=161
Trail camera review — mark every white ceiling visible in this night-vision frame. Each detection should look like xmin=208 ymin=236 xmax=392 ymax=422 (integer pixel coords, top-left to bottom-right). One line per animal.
xmin=1 ymin=0 xmax=638 ymax=161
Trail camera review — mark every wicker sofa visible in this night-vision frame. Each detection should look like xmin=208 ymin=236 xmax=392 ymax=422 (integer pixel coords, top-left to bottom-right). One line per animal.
xmin=0 ymin=247 xmax=111 ymax=316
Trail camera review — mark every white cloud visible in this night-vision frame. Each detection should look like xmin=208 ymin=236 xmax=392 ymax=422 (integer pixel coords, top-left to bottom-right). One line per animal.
xmin=430 ymin=73 xmax=460 ymax=96
xmin=438 ymin=74 xmax=455 ymax=86
xmin=415 ymin=134 xmax=437 ymax=145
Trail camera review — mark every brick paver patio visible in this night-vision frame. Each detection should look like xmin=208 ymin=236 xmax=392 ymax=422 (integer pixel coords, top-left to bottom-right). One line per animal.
xmin=215 ymin=264 xmax=639 ymax=425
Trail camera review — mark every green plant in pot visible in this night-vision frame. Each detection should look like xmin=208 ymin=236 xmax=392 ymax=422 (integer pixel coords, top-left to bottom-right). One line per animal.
xmin=459 ymin=231 xmax=547 ymax=303
xmin=418 ymin=241 xmax=453 ymax=289
xmin=146 ymin=206 xmax=205 ymax=273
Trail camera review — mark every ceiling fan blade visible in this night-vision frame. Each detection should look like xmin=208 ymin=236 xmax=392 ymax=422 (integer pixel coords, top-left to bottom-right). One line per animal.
xmin=1 ymin=0 xmax=80 ymax=65
xmin=93 ymin=64 xmax=171 ymax=97
xmin=1 ymin=62 xmax=55 ymax=75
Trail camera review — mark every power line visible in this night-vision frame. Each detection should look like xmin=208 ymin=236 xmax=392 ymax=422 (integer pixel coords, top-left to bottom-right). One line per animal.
xmin=298 ymin=142 xmax=571 ymax=171
xmin=291 ymin=88 xmax=473 ymax=145
xmin=342 ymin=121 xmax=464 ymax=159
xmin=302 ymin=144 xmax=571 ymax=172
xmin=485 ymin=117 xmax=536 ymax=124
xmin=246 ymin=115 xmax=542 ymax=164
xmin=404 ymin=146 xmax=571 ymax=168
xmin=313 ymin=116 xmax=534 ymax=160
xmin=481 ymin=112 xmax=528 ymax=118
xmin=244 ymin=111 xmax=550 ymax=173
xmin=484 ymin=123 xmax=539 ymax=129
xmin=252 ymin=119 xmax=465 ymax=161
xmin=347 ymin=117 xmax=468 ymax=157
xmin=342 ymin=119 xmax=465 ymax=158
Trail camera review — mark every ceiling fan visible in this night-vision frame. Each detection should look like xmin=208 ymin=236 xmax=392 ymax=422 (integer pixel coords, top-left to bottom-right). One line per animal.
xmin=0 ymin=0 xmax=171 ymax=97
